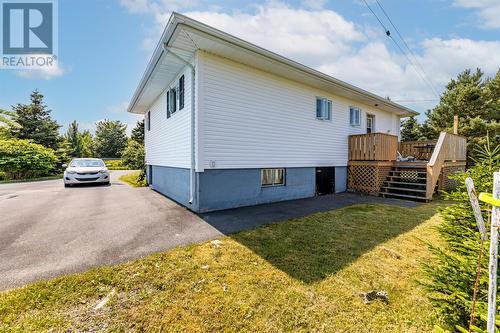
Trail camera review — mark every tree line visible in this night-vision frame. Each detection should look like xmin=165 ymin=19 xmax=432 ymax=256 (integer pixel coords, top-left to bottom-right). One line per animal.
xmin=0 ymin=90 xmax=145 ymax=180
xmin=400 ymin=68 xmax=500 ymax=156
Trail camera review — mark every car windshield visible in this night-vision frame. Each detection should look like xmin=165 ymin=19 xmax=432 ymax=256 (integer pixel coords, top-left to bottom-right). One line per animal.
xmin=69 ymin=159 xmax=105 ymax=168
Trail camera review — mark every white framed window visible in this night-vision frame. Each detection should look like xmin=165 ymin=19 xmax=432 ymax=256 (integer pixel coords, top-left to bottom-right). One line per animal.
xmin=349 ymin=107 xmax=361 ymax=126
xmin=166 ymin=85 xmax=178 ymax=118
xmin=261 ymin=168 xmax=285 ymax=187
xmin=316 ymin=97 xmax=332 ymax=120
xmin=146 ymin=111 xmax=151 ymax=131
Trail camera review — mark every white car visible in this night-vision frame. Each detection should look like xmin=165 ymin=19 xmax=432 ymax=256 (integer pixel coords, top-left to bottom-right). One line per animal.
xmin=63 ymin=158 xmax=110 ymax=187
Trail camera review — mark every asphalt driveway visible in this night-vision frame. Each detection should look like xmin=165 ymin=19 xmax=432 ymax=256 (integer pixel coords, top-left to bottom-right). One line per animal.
xmin=0 ymin=171 xmax=224 ymax=290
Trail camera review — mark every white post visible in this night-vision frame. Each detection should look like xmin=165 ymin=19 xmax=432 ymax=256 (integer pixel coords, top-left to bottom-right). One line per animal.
xmin=487 ymin=172 xmax=500 ymax=333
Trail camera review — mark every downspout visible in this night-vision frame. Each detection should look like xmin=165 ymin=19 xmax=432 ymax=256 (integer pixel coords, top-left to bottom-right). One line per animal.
xmin=163 ymin=44 xmax=196 ymax=205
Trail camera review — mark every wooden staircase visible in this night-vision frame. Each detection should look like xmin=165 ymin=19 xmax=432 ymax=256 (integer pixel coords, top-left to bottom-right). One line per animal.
xmin=380 ymin=163 xmax=429 ymax=201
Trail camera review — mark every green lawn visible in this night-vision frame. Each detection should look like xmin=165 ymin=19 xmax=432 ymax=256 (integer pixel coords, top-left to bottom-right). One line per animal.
xmin=0 ymin=203 xmax=442 ymax=332
xmin=104 ymin=159 xmax=131 ymax=170
xmin=118 ymin=170 xmax=146 ymax=187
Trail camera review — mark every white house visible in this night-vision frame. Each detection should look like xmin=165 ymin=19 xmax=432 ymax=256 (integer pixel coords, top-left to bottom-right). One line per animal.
xmin=127 ymin=12 xmax=418 ymax=212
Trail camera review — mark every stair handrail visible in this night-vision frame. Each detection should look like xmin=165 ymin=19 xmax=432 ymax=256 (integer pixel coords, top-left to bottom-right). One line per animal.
xmin=426 ymin=132 xmax=467 ymax=199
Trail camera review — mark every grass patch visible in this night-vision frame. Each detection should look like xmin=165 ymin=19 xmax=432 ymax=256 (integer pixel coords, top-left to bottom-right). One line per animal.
xmin=0 ymin=174 xmax=62 ymax=184
xmin=0 ymin=203 xmax=443 ymax=332
xmin=104 ymin=159 xmax=130 ymax=170
xmin=118 ymin=170 xmax=146 ymax=187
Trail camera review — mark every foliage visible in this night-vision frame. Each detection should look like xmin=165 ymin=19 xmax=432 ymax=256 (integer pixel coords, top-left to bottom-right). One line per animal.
xmin=119 ymin=170 xmax=146 ymax=187
xmin=422 ymin=69 xmax=500 ymax=158
xmin=422 ymin=138 xmax=500 ymax=331
xmin=131 ymin=120 xmax=144 ymax=144
xmin=0 ymin=109 xmax=20 ymax=139
xmin=80 ymin=130 xmax=94 ymax=158
xmin=104 ymin=159 xmax=130 ymax=170
xmin=121 ymin=140 xmax=145 ymax=170
xmin=10 ymin=91 xmax=62 ymax=150
xmin=64 ymin=121 xmax=95 ymax=158
xmin=94 ymin=120 xmax=127 ymax=158
xmin=401 ymin=116 xmax=423 ymax=141
xmin=0 ymin=203 xmax=441 ymax=332
xmin=0 ymin=139 xmax=57 ymax=179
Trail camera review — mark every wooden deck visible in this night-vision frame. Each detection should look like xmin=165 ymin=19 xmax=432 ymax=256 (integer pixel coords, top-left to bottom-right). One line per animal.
xmin=348 ymin=132 xmax=467 ymax=200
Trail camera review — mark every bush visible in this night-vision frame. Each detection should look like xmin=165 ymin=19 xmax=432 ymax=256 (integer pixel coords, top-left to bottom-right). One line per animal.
xmin=0 ymin=139 xmax=57 ymax=179
xmin=104 ymin=159 xmax=129 ymax=170
xmin=422 ymin=139 xmax=500 ymax=331
xmin=121 ymin=140 xmax=145 ymax=170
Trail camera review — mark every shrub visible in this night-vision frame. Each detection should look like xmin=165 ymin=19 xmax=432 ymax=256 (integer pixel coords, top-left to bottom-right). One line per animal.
xmin=0 ymin=139 xmax=57 ymax=179
xmin=422 ymin=139 xmax=500 ymax=331
xmin=121 ymin=140 xmax=145 ymax=170
xmin=105 ymin=159 xmax=129 ymax=170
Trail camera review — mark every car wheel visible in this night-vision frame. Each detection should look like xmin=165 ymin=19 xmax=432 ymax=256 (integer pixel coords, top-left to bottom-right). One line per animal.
xmin=64 ymin=183 xmax=70 ymax=188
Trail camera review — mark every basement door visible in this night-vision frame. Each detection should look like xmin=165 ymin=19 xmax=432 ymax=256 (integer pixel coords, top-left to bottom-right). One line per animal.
xmin=315 ymin=167 xmax=335 ymax=196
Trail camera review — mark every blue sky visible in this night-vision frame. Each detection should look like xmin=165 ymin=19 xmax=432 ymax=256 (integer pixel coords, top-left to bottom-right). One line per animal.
xmin=1 ymin=0 xmax=499 ymax=133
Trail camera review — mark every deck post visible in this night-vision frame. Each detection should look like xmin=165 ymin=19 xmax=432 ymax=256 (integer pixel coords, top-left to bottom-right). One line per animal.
xmin=487 ymin=172 xmax=500 ymax=333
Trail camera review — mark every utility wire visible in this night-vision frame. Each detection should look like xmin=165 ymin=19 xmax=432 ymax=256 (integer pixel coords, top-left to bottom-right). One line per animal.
xmin=374 ymin=0 xmax=440 ymax=98
xmin=362 ymin=0 xmax=440 ymax=99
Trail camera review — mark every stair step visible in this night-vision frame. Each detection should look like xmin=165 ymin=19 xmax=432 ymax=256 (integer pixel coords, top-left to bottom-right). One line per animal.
xmin=384 ymin=181 xmax=426 ymax=187
xmin=379 ymin=192 xmax=429 ymax=201
xmin=388 ymin=175 xmax=427 ymax=181
xmin=381 ymin=186 xmax=427 ymax=193
xmin=390 ymin=170 xmax=427 ymax=176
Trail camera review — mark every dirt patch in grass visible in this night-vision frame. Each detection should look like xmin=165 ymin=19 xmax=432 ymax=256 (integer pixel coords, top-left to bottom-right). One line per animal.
xmin=0 ymin=203 xmax=443 ymax=332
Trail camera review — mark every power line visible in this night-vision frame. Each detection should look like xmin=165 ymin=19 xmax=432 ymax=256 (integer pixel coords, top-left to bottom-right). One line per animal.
xmin=374 ymin=0 xmax=440 ymax=98
xmin=362 ymin=0 xmax=440 ymax=99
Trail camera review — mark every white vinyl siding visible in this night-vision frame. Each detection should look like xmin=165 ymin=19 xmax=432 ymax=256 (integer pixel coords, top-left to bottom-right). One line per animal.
xmin=144 ymin=66 xmax=192 ymax=168
xmin=199 ymin=52 xmax=399 ymax=169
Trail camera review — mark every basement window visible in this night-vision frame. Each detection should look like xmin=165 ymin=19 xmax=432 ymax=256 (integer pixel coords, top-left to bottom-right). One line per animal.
xmin=261 ymin=168 xmax=285 ymax=187
xmin=316 ymin=97 xmax=332 ymax=120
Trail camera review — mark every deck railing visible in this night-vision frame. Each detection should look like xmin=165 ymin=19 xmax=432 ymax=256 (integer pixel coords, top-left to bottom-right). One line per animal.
xmin=425 ymin=132 xmax=467 ymax=199
xmin=398 ymin=140 xmax=438 ymax=160
xmin=348 ymin=133 xmax=398 ymax=161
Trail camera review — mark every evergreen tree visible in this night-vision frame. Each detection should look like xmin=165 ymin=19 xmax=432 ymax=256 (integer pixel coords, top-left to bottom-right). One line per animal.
xmin=64 ymin=121 xmax=83 ymax=157
xmin=94 ymin=120 xmax=127 ymax=158
xmin=422 ymin=139 xmax=500 ymax=331
xmin=131 ymin=120 xmax=144 ymax=144
xmin=80 ymin=130 xmax=94 ymax=158
xmin=400 ymin=116 xmax=422 ymax=141
xmin=423 ymin=68 xmax=500 ymax=155
xmin=10 ymin=90 xmax=61 ymax=149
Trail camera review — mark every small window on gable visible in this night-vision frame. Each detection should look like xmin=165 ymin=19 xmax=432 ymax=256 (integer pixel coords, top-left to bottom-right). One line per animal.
xmin=349 ymin=107 xmax=361 ymax=126
xmin=179 ymin=75 xmax=185 ymax=110
xmin=316 ymin=97 xmax=331 ymax=120
xmin=146 ymin=111 xmax=151 ymax=131
xmin=166 ymin=87 xmax=177 ymax=117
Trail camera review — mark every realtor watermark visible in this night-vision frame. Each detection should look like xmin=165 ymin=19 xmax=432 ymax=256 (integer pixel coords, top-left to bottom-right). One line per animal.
xmin=1 ymin=0 xmax=58 ymax=70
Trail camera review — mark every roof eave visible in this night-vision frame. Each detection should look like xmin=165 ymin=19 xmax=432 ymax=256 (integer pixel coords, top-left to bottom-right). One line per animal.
xmin=128 ymin=12 xmax=419 ymax=117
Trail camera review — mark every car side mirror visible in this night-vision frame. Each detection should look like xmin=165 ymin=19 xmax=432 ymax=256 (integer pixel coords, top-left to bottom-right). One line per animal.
xmin=62 ymin=164 xmax=67 ymax=168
